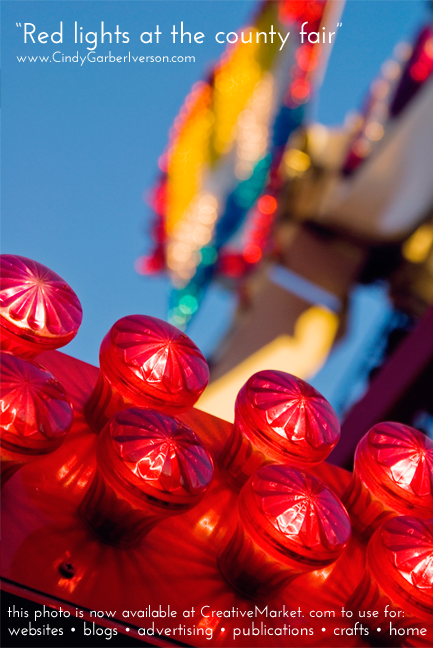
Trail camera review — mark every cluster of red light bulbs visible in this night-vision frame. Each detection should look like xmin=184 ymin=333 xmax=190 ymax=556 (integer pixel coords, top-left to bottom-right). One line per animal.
xmin=1 ymin=254 xmax=433 ymax=636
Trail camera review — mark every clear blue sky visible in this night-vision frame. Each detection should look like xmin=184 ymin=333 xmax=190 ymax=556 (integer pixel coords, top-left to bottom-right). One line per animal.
xmin=2 ymin=0 xmax=428 ymax=366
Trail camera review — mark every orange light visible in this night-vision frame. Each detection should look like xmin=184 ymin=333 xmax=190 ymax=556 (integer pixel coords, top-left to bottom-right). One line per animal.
xmin=425 ymin=38 xmax=433 ymax=60
xmin=365 ymin=122 xmax=384 ymax=142
xmin=257 ymin=195 xmax=277 ymax=215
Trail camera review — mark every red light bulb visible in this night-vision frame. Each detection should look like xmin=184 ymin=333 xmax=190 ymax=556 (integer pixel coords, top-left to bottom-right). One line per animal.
xmin=0 ymin=352 xmax=73 ymax=485
xmin=257 ymin=195 xmax=277 ymax=215
xmin=220 ymin=370 xmax=340 ymax=489
xmin=347 ymin=516 xmax=433 ymax=635
xmin=0 ymin=255 xmax=83 ymax=359
xmin=85 ymin=314 xmax=209 ymax=431
xmin=218 ymin=464 xmax=351 ymax=600
xmin=80 ymin=407 xmax=214 ymax=547
xmin=342 ymin=422 xmax=433 ymax=541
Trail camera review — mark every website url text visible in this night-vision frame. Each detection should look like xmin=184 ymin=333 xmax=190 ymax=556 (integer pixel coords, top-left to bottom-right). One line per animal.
xmin=17 ymin=52 xmax=196 ymax=65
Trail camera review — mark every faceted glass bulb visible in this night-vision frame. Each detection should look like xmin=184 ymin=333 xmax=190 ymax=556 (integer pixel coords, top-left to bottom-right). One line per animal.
xmin=0 ymin=255 xmax=82 ymax=357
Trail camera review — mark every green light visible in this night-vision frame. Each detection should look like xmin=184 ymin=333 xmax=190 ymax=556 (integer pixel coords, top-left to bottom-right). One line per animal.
xmin=168 ymin=307 xmax=187 ymax=327
xmin=179 ymin=295 xmax=198 ymax=315
xmin=200 ymin=247 xmax=218 ymax=266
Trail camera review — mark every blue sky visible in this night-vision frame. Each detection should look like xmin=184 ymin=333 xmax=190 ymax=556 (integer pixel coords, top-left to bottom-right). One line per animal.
xmin=2 ymin=0 xmax=428 ymax=366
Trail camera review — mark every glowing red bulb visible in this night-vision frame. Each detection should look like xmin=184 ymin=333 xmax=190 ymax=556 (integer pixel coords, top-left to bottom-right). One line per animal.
xmin=85 ymin=314 xmax=209 ymax=431
xmin=151 ymin=182 xmax=167 ymax=216
xmin=220 ymin=370 xmax=340 ymax=489
xmin=279 ymin=0 xmax=325 ymax=27
xmin=343 ymin=422 xmax=433 ymax=541
xmin=0 ymin=352 xmax=73 ymax=485
xmin=290 ymin=79 xmax=311 ymax=103
xmin=80 ymin=407 xmax=213 ymax=547
xmin=217 ymin=253 xmax=246 ymax=278
xmin=348 ymin=516 xmax=433 ymax=633
xmin=296 ymin=46 xmax=318 ymax=72
xmin=410 ymin=61 xmax=430 ymax=82
xmin=218 ymin=464 xmax=351 ymax=599
xmin=257 ymin=195 xmax=278 ymax=215
xmin=0 ymin=255 xmax=82 ymax=359
xmin=135 ymin=251 xmax=165 ymax=275
xmin=243 ymin=244 xmax=262 ymax=264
